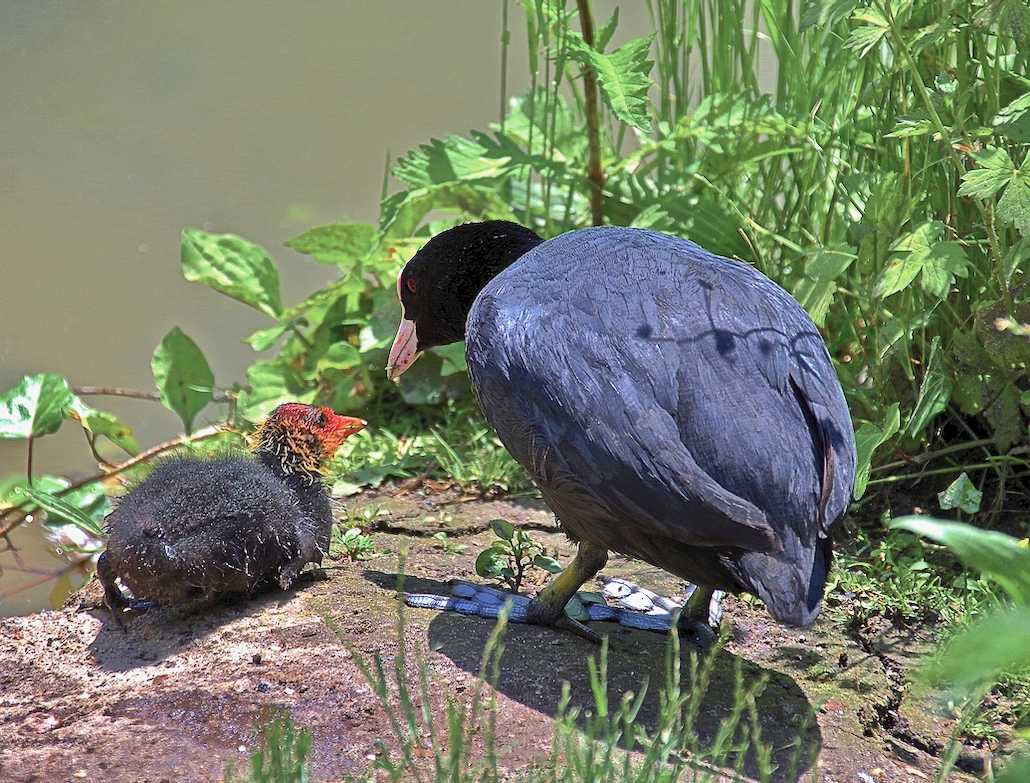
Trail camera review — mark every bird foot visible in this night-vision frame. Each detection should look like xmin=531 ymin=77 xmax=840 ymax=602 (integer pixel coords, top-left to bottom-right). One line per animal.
xmin=404 ymin=577 xmax=723 ymax=646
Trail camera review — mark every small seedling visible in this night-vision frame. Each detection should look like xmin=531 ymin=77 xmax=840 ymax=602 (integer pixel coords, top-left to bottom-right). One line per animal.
xmin=475 ymin=518 xmax=561 ymax=592
xmin=431 ymin=530 xmax=468 ymax=554
xmin=225 ymin=709 xmax=312 ymax=783
xmin=330 ymin=524 xmax=380 ymax=561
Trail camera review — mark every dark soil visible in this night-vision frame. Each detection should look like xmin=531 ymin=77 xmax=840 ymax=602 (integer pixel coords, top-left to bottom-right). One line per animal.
xmin=0 ymin=486 xmax=1020 ymax=782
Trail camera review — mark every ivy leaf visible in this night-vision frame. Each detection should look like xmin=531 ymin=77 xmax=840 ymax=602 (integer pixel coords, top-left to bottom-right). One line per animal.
xmin=568 ymin=34 xmax=656 ymax=133
xmin=181 ymin=229 xmax=283 ymax=319
xmin=936 ymin=472 xmax=983 ymax=515
xmin=152 ymin=327 xmax=215 ymax=435
xmin=66 ymin=398 xmax=139 ymax=456
xmin=0 ymin=373 xmax=74 ymax=439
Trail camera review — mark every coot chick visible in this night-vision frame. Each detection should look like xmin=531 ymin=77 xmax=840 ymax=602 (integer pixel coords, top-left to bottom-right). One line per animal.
xmin=97 ymin=403 xmax=365 ymax=625
xmin=388 ymin=221 xmax=855 ymax=641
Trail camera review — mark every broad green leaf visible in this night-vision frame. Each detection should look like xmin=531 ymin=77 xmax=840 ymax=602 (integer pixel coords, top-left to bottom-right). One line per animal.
xmin=431 ymin=343 xmax=468 ymax=377
xmin=890 ymin=516 xmax=1030 ymax=605
xmin=66 ymin=398 xmax=139 ymax=456
xmin=284 ymin=223 xmax=377 ymax=268
xmin=490 ymin=518 xmax=516 ymax=541
xmin=316 ymin=342 xmax=363 ymax=372
xmin=936 ymin=472 xmax=983 ymax=515
xmin=568 ymin=34 xmax=656 ymax=133
xmin=236 ymin=359 xmax=314 ymax=422
xmin=245 ymin=323 xmax=293 ymax=352
xmin=853 ymin=403 xmax=900 ymax=498
xmin=794 ymin=246 xmax=856 ymax=326
xmin=875 ymin=221 xmax=968 ymax=299
xmin=0 ymin=373 xmax=74 ymax=439
xmin=957 ymin=147 xmax=1015 ymax=200
xmin=152 ymin=327 xmax=215 ymax=434
xmin=181 ymin=228 xmax=283 ymax=319
xmin=800 ymin=0 xmax=859 ymax=28
xmin=904 ymin=336 xmax=952 ymax=438
xmin=531 ymin=553 xmax=563 ymax=573
xmin=475 ymin=546 xmax=508 ymax=579
xmin=995 ymin=753 xmax=1030 ymax=783
xmin=22 ymin=486 xmax=107 ymax=540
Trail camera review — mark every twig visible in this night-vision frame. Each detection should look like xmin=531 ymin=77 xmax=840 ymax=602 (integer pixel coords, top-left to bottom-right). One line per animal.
xmin=575 ymin=0 xmax=605 ymax=226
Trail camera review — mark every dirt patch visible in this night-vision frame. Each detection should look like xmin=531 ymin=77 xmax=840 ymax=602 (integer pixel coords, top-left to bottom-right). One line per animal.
xmin=0 ymin=488 xmax=1016 ymax=782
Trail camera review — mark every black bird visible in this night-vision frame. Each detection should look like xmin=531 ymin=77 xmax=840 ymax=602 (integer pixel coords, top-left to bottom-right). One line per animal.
xmin=388 ymin=221 xmax=855 ymax=639
xmin=97 ymin=403 xmax=366 ymax=624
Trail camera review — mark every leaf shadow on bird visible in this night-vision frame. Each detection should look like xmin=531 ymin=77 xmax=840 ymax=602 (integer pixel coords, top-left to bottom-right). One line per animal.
xmin=386 ymin=221 xmax=857 ymax=646
xmin=96 ymin=404 xmax=365 ymax=629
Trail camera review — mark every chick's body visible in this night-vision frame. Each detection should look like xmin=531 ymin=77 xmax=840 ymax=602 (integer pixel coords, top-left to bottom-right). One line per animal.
xmin=97 ymin=404 xmax=365 ymax=617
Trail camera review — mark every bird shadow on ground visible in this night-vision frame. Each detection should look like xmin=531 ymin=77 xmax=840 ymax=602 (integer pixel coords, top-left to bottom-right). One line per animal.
xmin=84 ymin=573 xmax=328 ymax=673
xmin=365 ymin=570 xmax=820 ymax=783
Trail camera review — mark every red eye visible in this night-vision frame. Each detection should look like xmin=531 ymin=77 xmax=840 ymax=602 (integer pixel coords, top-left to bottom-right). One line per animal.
xmin=406 ymin=278 xmax=417 ymax=294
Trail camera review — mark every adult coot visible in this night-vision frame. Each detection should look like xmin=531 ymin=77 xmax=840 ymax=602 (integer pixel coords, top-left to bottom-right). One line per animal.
xmin=97 ymin=403 xmax=365 ymax=625
xmin=387 ymin=221 xmax=856 ymax=640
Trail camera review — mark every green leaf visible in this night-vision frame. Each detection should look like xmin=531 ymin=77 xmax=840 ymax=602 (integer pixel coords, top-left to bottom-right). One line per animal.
xmin=181 ymin=228 xmax=283 ymax=318
xmin=316 ymin=342 xmax=363 ymax=372
xmin=904 ymin=336 xmax=952 ymax=438
xmin=997 ymin=174 xmax=1030 ymax=235
xmin=0 ymin=373 xmax=75 ymax=440
xmin=67 ymin=398 xmax=139 ymax=456
xmin=531 ymin=554 xmax=563 ymax=574
xmin=794 ymin=246 xmax=856 ymax=326
xmin=245 ymin=323 xmax=293 ymax=352
xmin=489 ymin=518 xmax=516 ymax=541
xmin=392 ymin=135 xmax=513 ymax=189
xmin=21 ymin=486 xmax=107 ymax=540
xmin=994 ymin=92 xmax=1030 ymax=143
xmin=283 ymin=223 xmax=377 ymax=268
xmin=936 ymin=472 xmax=983 ymax=515
xmin=889 ymin=517 xmax=1030 ymax=605
xmin=152 ymin=327 xmax=215 ymax=434
xmin=475 ymin=546 xmax=507 ymax=579
xmin=568 ymin=34 xmax=656 ymax=133
xmin=875 ymin=221 xmax=968 ymax=299
xmin=844 ymin=11 xmax=889 ymax=56
xmin=957 ymin=147 xmax=1015 ymax=200
xmin=431 ymin=343 xmax=468 ymax=377
xmin=236 ymin=359 xmax=314 ymax=422
xmin=853 ymin=403 xmax=900 ymax=499
xmin=800 ymin=0 xmax=859 ymax=28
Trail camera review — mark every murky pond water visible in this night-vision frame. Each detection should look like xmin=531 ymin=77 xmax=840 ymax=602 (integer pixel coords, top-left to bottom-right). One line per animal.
xmin=0 ymin=1 xmax=643 ymax=615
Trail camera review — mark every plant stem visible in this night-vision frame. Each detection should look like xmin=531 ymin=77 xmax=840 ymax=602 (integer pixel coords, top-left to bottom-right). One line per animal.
xmin=575 ymin=0 xmax=605 ymax=226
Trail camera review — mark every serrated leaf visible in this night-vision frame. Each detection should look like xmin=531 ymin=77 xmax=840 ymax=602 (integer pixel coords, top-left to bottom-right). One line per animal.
xmin=181 ymin=228 xmax=283 ymax=318
xmin=890 ymin=516 xmax=1030 ymax=605
xmin=392 ymin=135 xmax=512 ymax=189
xmin=0 ymin=373 xmax=75 ymax=439
xmin=283 ymin=223 xmax=377 ymax=268
xmin=994 ymin=92 xmax=1030 ymax=143
xmin=152 ymin=327 xmax=214 ymax=434
xmin=845 ymin=12 xmax=889 ymax=56
xmin=997 ymin=174 xmax=1030 ymax=235
xmin=571 ymin=34 xmax=655 ymax=133
xmin=958 ymin=147 xmax=1015 ymax=199
xmin=801 ymin=0 xmax=859 ymax=28
xmin=875 ymin=221 xmax=968 ymax=298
